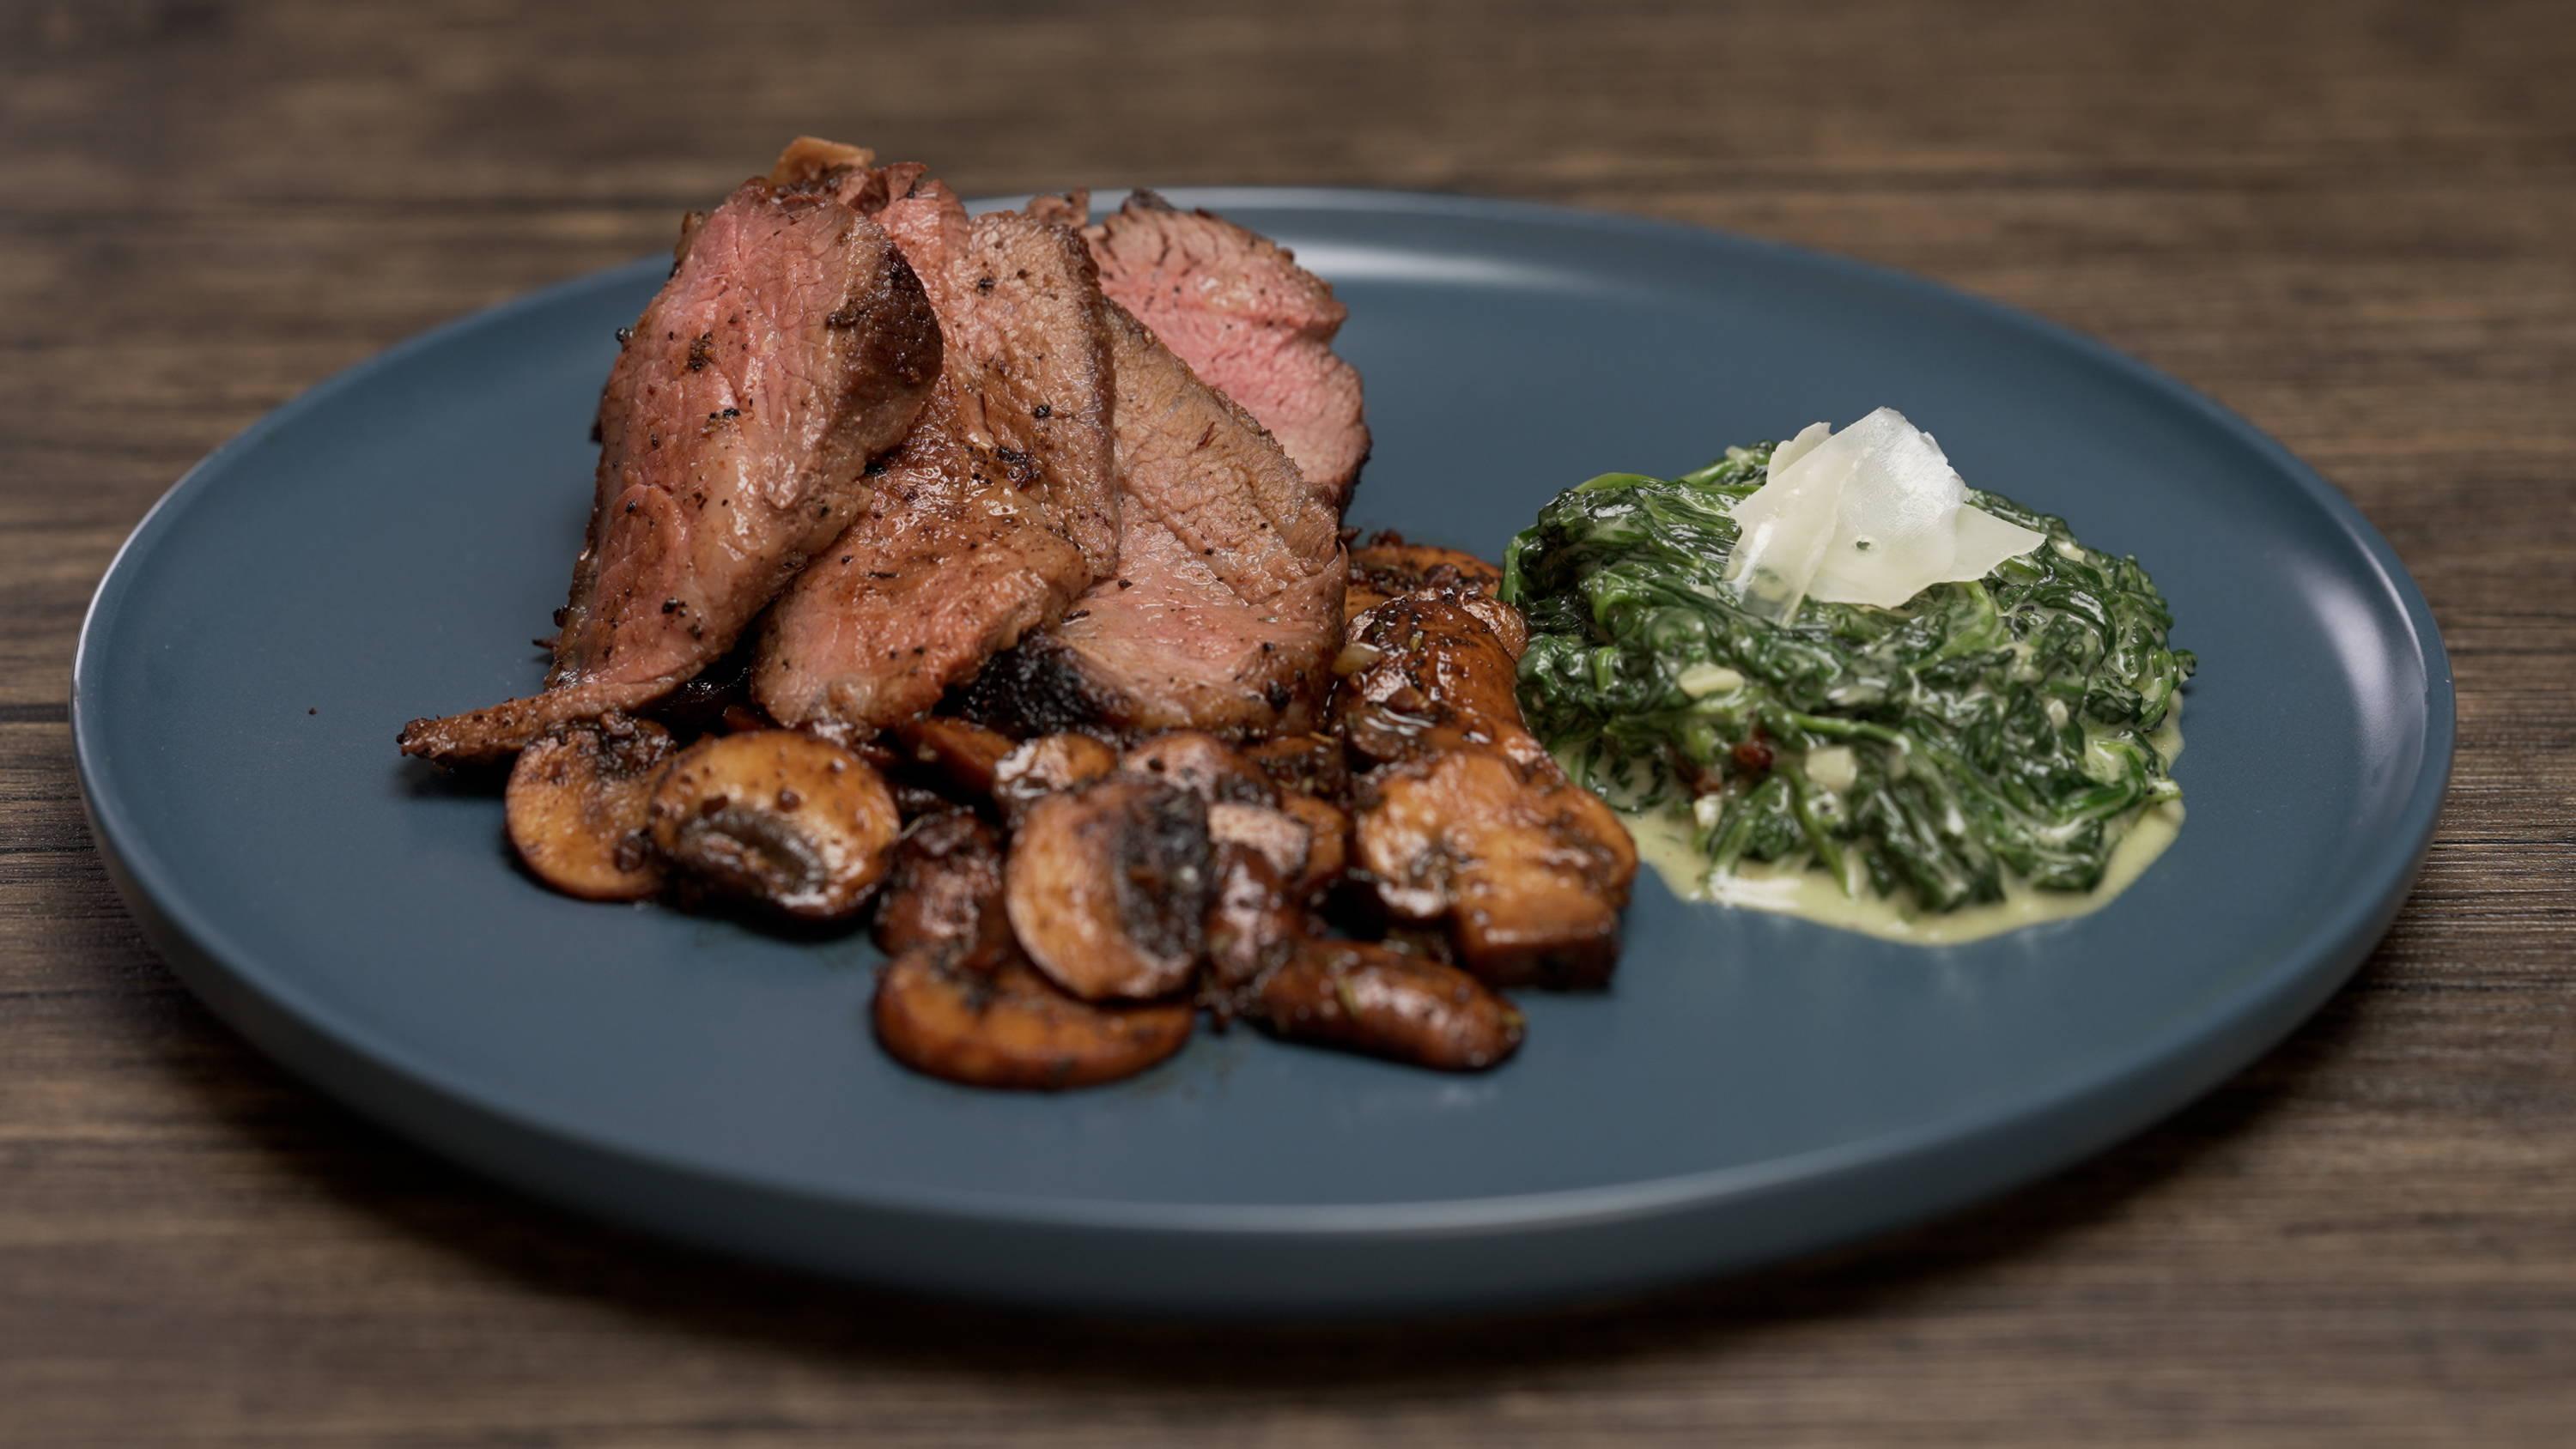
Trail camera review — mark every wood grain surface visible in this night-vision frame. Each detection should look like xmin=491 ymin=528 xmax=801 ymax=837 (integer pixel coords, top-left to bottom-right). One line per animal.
xmin=5 ymin=1 xmax=2572 ymax=1443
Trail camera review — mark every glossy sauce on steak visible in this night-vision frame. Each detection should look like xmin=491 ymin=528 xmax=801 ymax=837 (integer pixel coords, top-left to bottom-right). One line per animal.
xmin=398 ymin=177 xmax=939 ymax=763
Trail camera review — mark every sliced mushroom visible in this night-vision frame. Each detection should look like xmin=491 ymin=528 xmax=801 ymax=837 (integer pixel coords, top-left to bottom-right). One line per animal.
xmin=1206 ymin=800 xmax=1311 ymax=883
xmin=1251 ymin=939 xmax=1524 ymax=1071
xmin=1274 ymin=791 xmax=1351 ymax=901
xmin=1197 ymin=797 xmax=1317 ymax=1000
xmin=1005 ymin=776 xmax=1212 ymax=1001
xmin=991 ymin=732 xmax=1120 ymax=824
xmin=647 ymin=730 xmax=900 ymax=922
xmin=1346 ymin=532 xmax=1507 ymax=620
xmin=887 ymin=778 xmax=959 ymax=820
xmin=1334 ymin=588 xmax=1541 ymax=770
xmin=1202 ymin=842 xmax=1301 ymax=995
xmin=892 ymin=715 xmax=1018 ymax=800
xmin=1331 ymin=582 xmax=1636 ymax=984
xmin=1118 ymin=731 xmax=1276 ymax=806
xmin=1243 ymin=732 xmax=1352 ymax=804
xmin=873 ymin=952 xmax=1194 ymax=1091
xmin=799 ymin=714 xmax=902 ymax=773
xmin=505 ymin=715 xmax=677 ymax=901
xmin=1378 ymin=925 xmax=1461 ymax=964
xmin=873 ymin=810 xmax=1012 ymax=971
xmin=1352 ymin=749 xmax=1635 ymax=988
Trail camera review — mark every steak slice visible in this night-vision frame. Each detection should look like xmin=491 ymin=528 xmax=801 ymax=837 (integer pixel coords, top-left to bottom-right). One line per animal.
xmin=750 ymin=156 xmax=1120 ymax=732
xmin=959 ymin=303 xmax=1346 ymax=738
xmin=771 ymin=140 xmax=969 ymax=313
xmin=1077 ymin=190 xmax=1370 ymax=505
xmin=398 ymin=179 xmax=940 ymax=764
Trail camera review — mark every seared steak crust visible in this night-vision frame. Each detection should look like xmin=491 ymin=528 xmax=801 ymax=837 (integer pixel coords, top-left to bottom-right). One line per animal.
xmin=751 ymin=156 xmax=1120 ymax=732
xmin=398 ymin=179 xmax=939 ymax=763
xmin=771 ymin=141 xmax=970 ymax=318
xmin=960 ymin=302 xmax=1346 ymax=738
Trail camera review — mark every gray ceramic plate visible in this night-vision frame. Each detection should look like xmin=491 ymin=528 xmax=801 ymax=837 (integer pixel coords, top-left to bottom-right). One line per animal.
xmin=73 ymin=191 xmax=2451 ymax=1316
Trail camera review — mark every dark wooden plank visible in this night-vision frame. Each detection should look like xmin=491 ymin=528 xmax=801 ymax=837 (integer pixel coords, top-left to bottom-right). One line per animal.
xmin=3 ymin=0 xmax=2573 ymax=1443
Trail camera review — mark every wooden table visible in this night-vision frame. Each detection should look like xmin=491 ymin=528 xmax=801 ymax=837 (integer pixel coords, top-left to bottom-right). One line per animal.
xmin=6 ymin=1 xmax=2571 ymax=1442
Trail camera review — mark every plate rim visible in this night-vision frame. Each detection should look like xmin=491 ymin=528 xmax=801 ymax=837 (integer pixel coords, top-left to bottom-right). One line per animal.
xmin=70 ymin=188 xmax=2454 ymax=1255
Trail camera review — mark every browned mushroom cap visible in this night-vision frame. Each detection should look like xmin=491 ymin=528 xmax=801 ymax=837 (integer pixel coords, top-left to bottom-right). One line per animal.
xmin=1200 ymin=799 xmax=1317 ymax=997
xmin=873 ymin=810 xmax=1012 ymax=971
xmin=1352 ymin=749 xmax=1635 ymax=988
xmin=1334 ymin=590 xmax=1541 ymax=770
xmin=1345 ymin=532 xmax=1506 ymax=621
xmin=647 ymin=730 xmax=901 ymax=923
xmin=991 ymin=732 xmax=1120 ymax=825
xmin=1273 ymin=791 xmax=1350 ymax=901
xmin=1118 ymin=731 xmax=1276 ymax=806
xmin=1005 ymin=776 xmax=1212 ymax=1001
xmin=1202 ymin=842 xmax=1301 ymax=993
xmin=1206 ymin=801 xmax=1312 ymax=883
xmin=1243 ymin=733 xmax=1352 ymax=804
xmin=873 ymin=952 xmax=1194 ymax=1090
xmin=885 ymin=777 xmax=960 ymax=821
xmin=505 ymin=715 xmax=677 ymax=901
xmin=891 ymin=715 xmax=1018 ymax=800
xmin=1250 ymin=939 xmax=1524 ymax=1071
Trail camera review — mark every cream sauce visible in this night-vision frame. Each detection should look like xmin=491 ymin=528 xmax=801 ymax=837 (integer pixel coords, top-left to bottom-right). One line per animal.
xmin=1625 ymin=708 xmax=2184 ymax=945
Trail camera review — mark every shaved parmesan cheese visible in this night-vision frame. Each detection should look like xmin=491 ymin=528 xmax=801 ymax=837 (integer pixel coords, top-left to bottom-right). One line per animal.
xmin=1724 ymin=408 xmax=2045 ymax=619
xmin=1722 ymin=421 xmax=1839 ymax=621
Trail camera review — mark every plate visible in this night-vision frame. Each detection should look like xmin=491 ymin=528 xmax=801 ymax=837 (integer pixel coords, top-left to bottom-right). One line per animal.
xmin=73 ymin=191 xmax=2451 ymax=1315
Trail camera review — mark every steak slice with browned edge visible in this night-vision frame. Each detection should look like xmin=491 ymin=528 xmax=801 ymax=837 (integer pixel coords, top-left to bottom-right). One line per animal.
xmin=958 ymin=302 xmax=1346 ymax=738
xmin=1072 ymin=190 xmax=1370 ymax=506
xmin=750 ymin=150 xmax=1120 ymax=733
xmin=398 ymin=174 xmax=940 ymax=764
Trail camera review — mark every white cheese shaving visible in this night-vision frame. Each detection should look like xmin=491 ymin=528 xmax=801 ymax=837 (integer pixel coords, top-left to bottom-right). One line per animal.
xmin=1723 ymin=407 xmax=2046 ymax=620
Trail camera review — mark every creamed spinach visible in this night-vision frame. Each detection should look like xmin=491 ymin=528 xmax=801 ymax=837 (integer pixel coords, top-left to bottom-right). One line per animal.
xmin=1501 ymin=443 xmax=2193 ymax=914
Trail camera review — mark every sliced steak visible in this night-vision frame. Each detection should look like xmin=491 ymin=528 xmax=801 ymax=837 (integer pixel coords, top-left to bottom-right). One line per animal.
xmin=770 ymin=140 xmax=968 ymax=312
xmin=750 ymin=154 xmax=1120 ymax=732
xmin=959 ymin=303 xmax=1346 ymax=738
xmin=1080 ymin=190 xmax=1370 ymax=504
xmin=398 ymin=179 xmax=940 ymax=763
